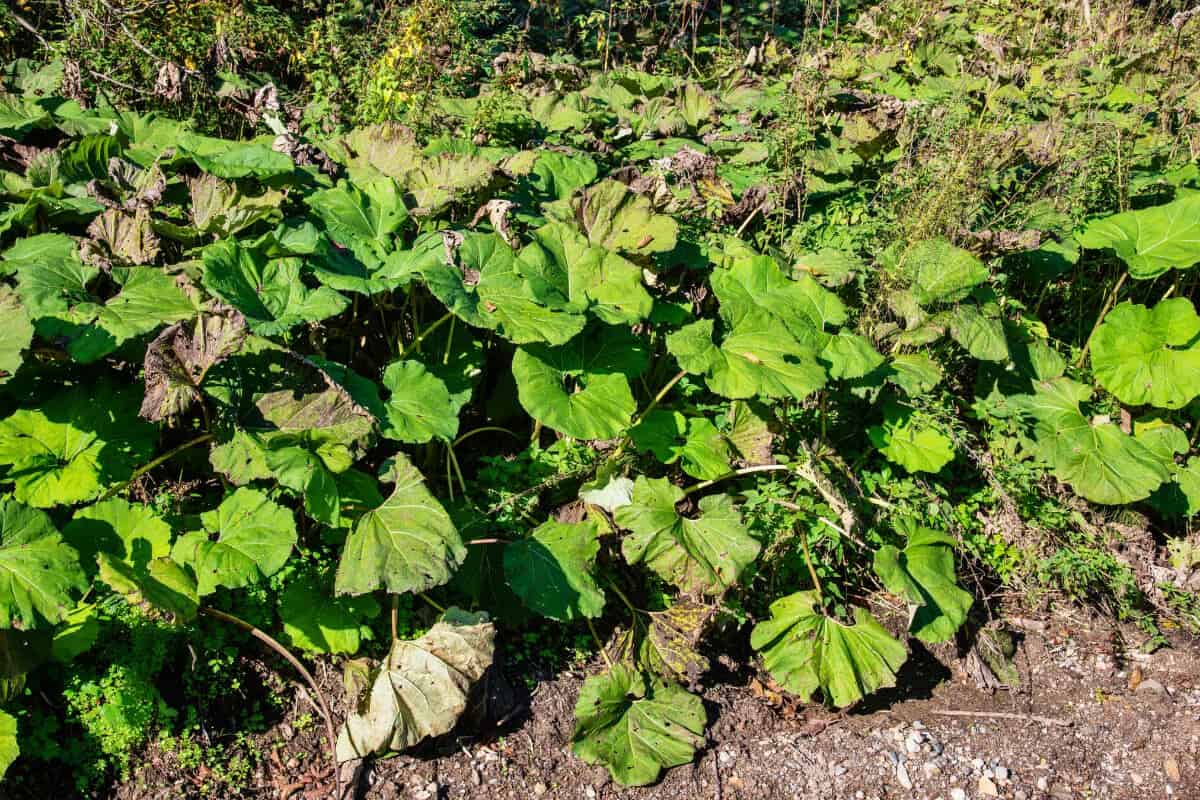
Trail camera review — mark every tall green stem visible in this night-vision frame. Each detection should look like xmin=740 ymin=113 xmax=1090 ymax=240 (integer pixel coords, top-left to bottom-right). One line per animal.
xmin=100 ymin=433 xmax=214 ymax=501
xmin=398 ymin=312 xmax=453 ymax=360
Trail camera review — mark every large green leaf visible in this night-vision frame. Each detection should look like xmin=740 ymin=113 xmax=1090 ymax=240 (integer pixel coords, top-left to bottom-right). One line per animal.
xmin=304 ymin=176 xmax=408 ymax=267
xmin=750 ymin=590 xmax=908 ymax=707
xmin=336 ymin=608 xmax=495 ymax=760
xmin=3 ymin=233 xmax=98 ymax=319
xmin=379 ymin=360 xmax=461 ymax=443
xmin=615 ymin=477 xmax=759 ymax=595
xmin=0 ymin=386 xmax=157 ymax=508
xmin=263 ymin=442 xmax=345 ymax=526
xmin=0 ymin=498 xmax=86 ymax=629
xmin=331 ymin=124 xmax=422 ymax=181
xmin=171 ymin=488 xmax=297 ymax=595
xmin=0 ymin=709 xmax=17 ymax=779
xmin=202 ymin=239 xmax=349 ymax=335
xmin=0 ymin=287 xmax=33 ymax=384
xmin=512 ymin=326 xmax=647 ymax=440
xmin=570 ymin=664 xmax=705 ymax=786
xmin=905 ymin=238 xmax=989 ymax=305
xmin=278 ymin=580 xmax=380 ymax=655
xmin=422 ymin=232 xmax=587 ymax=345
xmin=868 ymin=402 xmax=955 ymax=473
xmin=1078 ymin=194 xmax=1200 ymax=279
xmin=183 ymin=138 xmax=294 ymax=179
xmin=573 ymin=179 xmax=679 ymax=256
xmin=1091 ymin=299 xmax=1200 ymax=409
xmin=63 ymin=498 xmax=171 ymax=575
xmin=667 ymin=315 xmax=827 ymax=401
xmin=820 ymin=332 xmax=885 ymax=379
xmin=948 ymin=303 xmax=1009 ymax=362
xmin=1016 ymin=378 xmax=1173 ymax=504
xmin=504 ymin=519 xmax=605 ymax=621
xmin=406 ymin=152 xmax=495 ymax=216
xmin=65 ymin=267 xmax=197 ymax=363
xmin=521 ymin=222 xmax=653 ymax=324
xmin=874 ymin=524 xmax=972 ymax=643
xmin=335 ymin=455 xmax=466 ymax=596
xmin=629 ymin=411 xmax=732 ymax=480
xmin=96 ymin=555 xmax=199 ymax=622
xmin=711 ymin=255 xmax=846 ymax=339
xmin=189 ymin=174 xmax=283 ymax=237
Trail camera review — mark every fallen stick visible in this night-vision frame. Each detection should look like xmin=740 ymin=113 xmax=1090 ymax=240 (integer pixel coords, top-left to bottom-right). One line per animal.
xmin=928 ymin=709 xmax=1072 ymax=727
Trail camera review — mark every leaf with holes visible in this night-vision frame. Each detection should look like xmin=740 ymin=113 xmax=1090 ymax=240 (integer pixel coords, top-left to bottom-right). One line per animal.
xmin=615 ymin=477 xmax=759 ymax=595
xmin=570 ymin=664 xmax=705 ymax=786
xmin=336 ymin=608 xmax=495 ymax=760
xmin=750 ymin=590 xmax=908 ymax=707
xmin=573 ymin=179 xmax=678 ymax=256
xmin=513 ymin=326 xmax=647 ymax=440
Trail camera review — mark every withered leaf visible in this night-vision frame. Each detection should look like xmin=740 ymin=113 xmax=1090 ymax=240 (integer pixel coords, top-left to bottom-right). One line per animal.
xmin=87 ymin=208 xmax=161 ymax=266
xmin=140 ymin=308 xmax=248 ymax=422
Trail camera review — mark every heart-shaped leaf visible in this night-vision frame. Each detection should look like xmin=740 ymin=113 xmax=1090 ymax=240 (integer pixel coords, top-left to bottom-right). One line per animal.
xmin=513 ymin=326 xmax=647 ymax=440
xmin=874 ymin=523 xmax=973 ymax=643
xmin=171 ymin=488 xmax=297 ymax=595
xmin=1078 ymin=194 xmax=1200 ymax=279
xmin=335 ymin=455 xmax=465 ymax=596
xmin=278 ymin=580 xmax=380 ymax=655
xmin=504 ymin=519 xmax=606 ymax=621
xmin=614 ymin=477 xmax=759 ymax=595
xmin=1015 ymin=378 xmax=1173 ymax=504
xmin=751 ymin=590 xmax=908 ymax=707
xmin=1091 ymin=299 xmax=1200 ymax=409
xmin=667 ymin=315 xmax=827 ymax=401
xmin=379 ymin=360 xmax=461 ymax=443
xmin=0 ymin=386 xmax=156 ymax=508
xmin=868 ymin=402 xmax=955 ymax=473
xmin=570 ymin=664 xmax=705 ymax=786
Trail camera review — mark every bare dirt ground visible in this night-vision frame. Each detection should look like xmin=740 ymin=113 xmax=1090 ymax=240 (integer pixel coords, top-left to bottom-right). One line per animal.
xmin=92 ymin=611 xmax=1200 ymax=800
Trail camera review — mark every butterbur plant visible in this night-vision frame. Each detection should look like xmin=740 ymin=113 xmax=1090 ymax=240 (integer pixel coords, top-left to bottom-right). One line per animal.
xmin=0 ymin=44 xmax=1197 ymax=791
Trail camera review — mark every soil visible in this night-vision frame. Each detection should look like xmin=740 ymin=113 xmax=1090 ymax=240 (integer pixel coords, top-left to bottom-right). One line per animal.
xmin=76 ymin=611 xmax=1200 ymax=800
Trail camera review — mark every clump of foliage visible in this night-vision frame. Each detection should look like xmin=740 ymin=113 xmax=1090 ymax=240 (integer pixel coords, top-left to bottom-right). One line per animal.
xmin=1 ymin=0 xmax=1199 ymax=792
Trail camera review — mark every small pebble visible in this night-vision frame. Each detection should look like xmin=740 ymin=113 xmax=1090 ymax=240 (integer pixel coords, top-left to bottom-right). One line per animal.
xmin=979 ymin=776 xmax=999 ymax=797
xmin=950 ymin=788 xmax=967 ymax=800
xmin=994 ymin=766 xmax=1009 ymax=782
xmin=897 ymin=762 xmax=912 ymax=789
xmin=533 ymin=783 xmax=547 ymax=796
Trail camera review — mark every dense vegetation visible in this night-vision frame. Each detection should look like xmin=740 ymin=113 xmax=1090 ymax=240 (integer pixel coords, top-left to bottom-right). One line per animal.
xmin=1 ymin=0 xmax=1199 ymax=793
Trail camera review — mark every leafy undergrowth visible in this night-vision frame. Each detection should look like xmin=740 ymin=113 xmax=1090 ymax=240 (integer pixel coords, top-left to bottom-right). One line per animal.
xmin=1 ymin=0 xmax=1200 ymax=792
